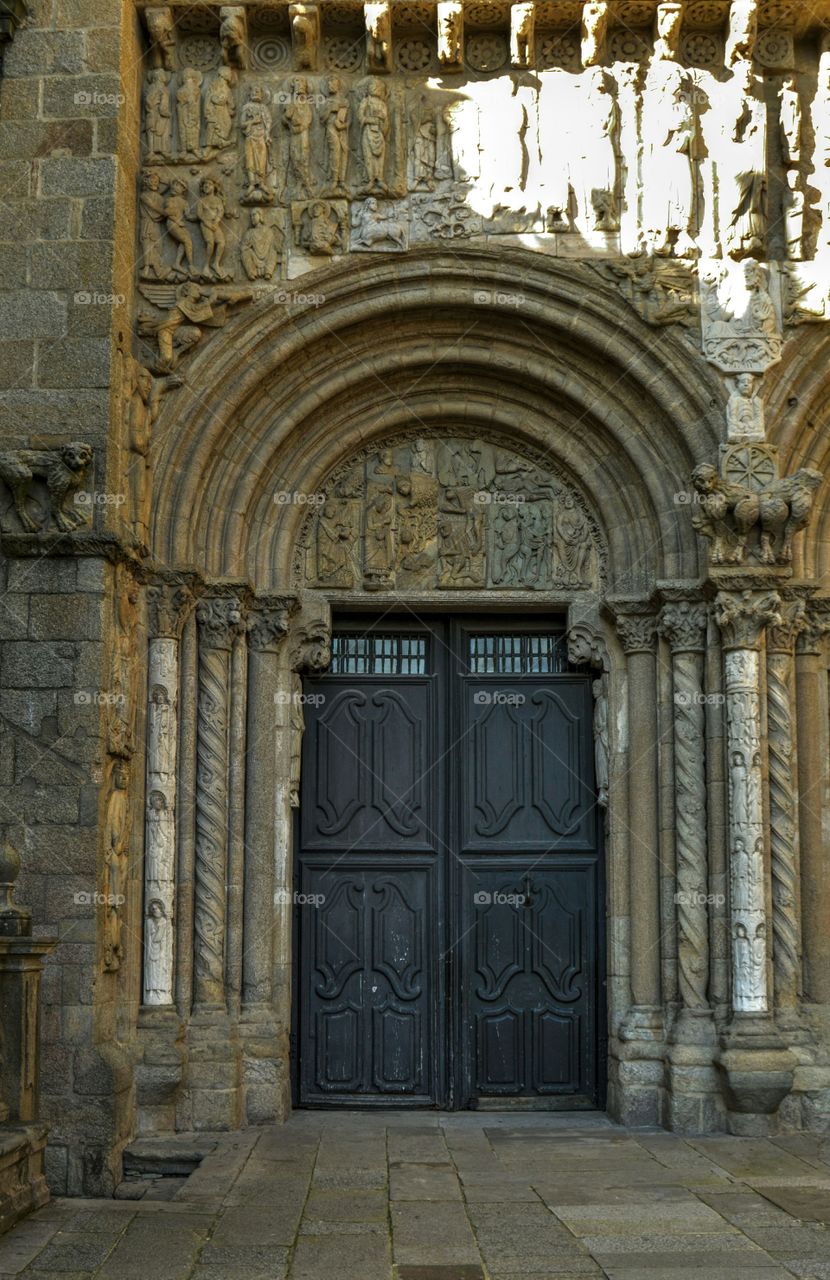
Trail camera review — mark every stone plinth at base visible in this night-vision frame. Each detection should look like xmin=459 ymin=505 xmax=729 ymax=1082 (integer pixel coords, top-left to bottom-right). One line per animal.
xmin=0 ymin=1125 xmax=49 ymax=1237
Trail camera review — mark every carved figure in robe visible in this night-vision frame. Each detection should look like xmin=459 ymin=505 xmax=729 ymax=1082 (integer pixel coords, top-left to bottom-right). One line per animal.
xmin=491 ymin=505 xmax=522 ymax=584
xmin=144 ymin=899 xmax=169 ymax=1001
xmin=579 ymin=68 xmax=619 ymax=231
xmin=316 ymin=500 xmax=353 ymax=584
xmin=779 ymin=75 xmax=802 ymax=169
xmin=204 ymin=66 xmax=236 ymax=150
xmin=645 ymin=70 xmax=700 ymax=257
xmin=147 ymin=686 xmax=173 ymax=781
xmin=104 ymin=759 xmax=130 ymax=971
xmin=176 ymin=67 xmax=203 ymax=157
xmin=123 ymin=358 xmax=182 ymax=544
xmin=240 ymin=85 xmax=274 ymax=202
xmin=164 ymin=177 xmax=196 ymax=276
xmin=359 ymin=78 xmax=390 ymax=194
xmin=283 ymin=76 xmax=314 ymax=197
xmin=593 ymin=675 xmax=609 ymax=807
xmin=145 ymin=789 xmax=170 ymax=885
xmin=555 ymin=493 xmax=591 ymax=585
xmin=439 ymin=513 xmax=483 ymax=585
xmin=726 ymin=373 xmax=764 ymax=441
xmin=241 ymin=209 xmax=283 ymax=280
xmin=321 ymin=76 xmax=350 ymax=193
xmin=139 ymin=169 xmax=170 ymax=280
xmin=411 ymin=99 xmax=437 ymax=192
xmin=726 ymin=63 xmax=767 ymax=260
xmin=144 ymin=69 xmax=173 ymax=159
xmin=297 ymin=200 xmax=343 ymax=255
xmin=364 ymin=491 xmax=396 ymax=585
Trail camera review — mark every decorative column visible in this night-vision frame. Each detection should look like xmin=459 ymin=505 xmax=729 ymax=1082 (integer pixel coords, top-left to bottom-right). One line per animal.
xmin=766 ymin=597 xmax=808 ymax=1032
xmin=659 ymin=601 xmax=712 ymax=1037
xmin=243 ymin=597 xmax=292 ymax=1010
xmin=614 ymin=606 xmax=663 ymax=1034
xmin=192 ymin=592 xmax=246 ymax=1014
xmin=143 ymin=580 xmax=192 ymax=1007
xmin=713 ymin=588 xmax=795 ymax=1124
xmin=796 ymin=603 xmax=830 ymax=1007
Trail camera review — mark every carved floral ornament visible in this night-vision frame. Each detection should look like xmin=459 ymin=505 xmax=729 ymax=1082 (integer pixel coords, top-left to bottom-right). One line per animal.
xmin=291 ymin=432 xmax=605 ymax=594
xmin=132 ymin=2 xmax=830 ymax=383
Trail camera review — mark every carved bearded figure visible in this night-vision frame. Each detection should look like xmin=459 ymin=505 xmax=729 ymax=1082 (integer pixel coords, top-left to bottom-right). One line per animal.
xmin=241 ymin=209 xmax=283 ymax=280
xmin=359 ymin=78 xmax=390 ymax=194
xmin=144 ymin=899 xmax=169 ymax=1002
xmin=204 ymin=66 xmax=236 ymax=150
xmin=144 ymin=69 xmax=172 ymax=159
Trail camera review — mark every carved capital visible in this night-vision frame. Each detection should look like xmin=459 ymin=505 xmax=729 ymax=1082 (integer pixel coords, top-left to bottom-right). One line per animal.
xmin=196 ymin=592 xmax=247 ymax=651
xmin=767 ymin=597 xmax=809 ymax=654
xmin=567 ymin=622 xmax=609 ymax=672
xmin=146 ymin=578 xmax=195 ymax=639
xmin=659 ymin=601 xmax=708 ymax=654
xmin=290 ymin=618 xmax=332 ymax=673
xmin=614 ymin=610 xmax=658 ymax=655
xmin=247 ymin=596 xmax=293 ymax=653
xmin=713 ymin=589 xmax=781 ymax=650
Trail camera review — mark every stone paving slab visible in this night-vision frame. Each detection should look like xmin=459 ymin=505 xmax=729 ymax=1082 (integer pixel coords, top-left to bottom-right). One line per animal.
xmin=5 ymin=1114 xmax=830 ymax=1278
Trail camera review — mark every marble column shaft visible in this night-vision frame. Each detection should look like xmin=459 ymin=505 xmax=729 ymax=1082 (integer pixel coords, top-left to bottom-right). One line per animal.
xmin=796 ymin=618 xmax=830 ymax=1004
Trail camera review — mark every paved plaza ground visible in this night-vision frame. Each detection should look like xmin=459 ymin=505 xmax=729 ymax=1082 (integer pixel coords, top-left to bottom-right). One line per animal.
xmin=3 ymin=1112 xmax=830 ymax=1280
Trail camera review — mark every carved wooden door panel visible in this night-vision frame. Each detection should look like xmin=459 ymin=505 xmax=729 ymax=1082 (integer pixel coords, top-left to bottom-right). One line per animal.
xmin=296 ymin=621 xmax=603 ymax=1108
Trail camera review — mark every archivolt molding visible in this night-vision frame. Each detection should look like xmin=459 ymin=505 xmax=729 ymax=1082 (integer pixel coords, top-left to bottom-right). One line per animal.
xmin=149 ymin=248 xmax=723 ymax=591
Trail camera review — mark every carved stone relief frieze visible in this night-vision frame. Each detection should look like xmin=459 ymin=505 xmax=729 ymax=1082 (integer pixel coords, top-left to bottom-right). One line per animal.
xmin=294 ymin=433 xmax=604 ymax=594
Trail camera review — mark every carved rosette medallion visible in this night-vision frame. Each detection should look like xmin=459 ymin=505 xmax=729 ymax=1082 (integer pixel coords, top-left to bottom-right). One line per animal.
xmin=659 ymin=601 xmax=710 ymax=1013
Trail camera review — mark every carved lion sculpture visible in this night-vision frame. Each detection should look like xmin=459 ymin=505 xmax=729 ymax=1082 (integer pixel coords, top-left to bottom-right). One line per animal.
xmin=0 ymin=441 xmax=93 ymax=533
xmin=691 ymin=462 xmax=821 ymax=566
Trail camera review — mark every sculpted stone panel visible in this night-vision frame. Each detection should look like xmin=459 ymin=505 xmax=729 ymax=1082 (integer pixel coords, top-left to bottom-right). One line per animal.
xmin=294 ymin=434 xmax=603 ymax=593
xmin=0 ymin=443 xmax=93 ymax=535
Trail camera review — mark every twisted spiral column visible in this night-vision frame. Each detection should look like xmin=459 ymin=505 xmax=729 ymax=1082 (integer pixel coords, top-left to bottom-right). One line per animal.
xmin=193 ymin=594 xmax=245 ymax=1013
xmin=659 ymin=602 xmax=709 ymax=1017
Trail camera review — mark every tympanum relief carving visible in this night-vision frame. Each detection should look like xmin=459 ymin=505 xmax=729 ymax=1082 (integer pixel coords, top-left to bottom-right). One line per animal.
xmin=295 ymin=434 xmax=603 ymax=594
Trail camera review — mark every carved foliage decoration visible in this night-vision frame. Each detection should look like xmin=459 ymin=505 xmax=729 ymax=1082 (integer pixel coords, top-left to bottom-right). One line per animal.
xmin=295 ymin=434 xmax=603 ymax=594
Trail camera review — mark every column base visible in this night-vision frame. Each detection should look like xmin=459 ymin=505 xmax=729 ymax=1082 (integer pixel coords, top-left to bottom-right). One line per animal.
xmin=610 ymin=1008 xmax=667 ymax=1126
xmin=715 ymin=1012 xmax=796 ymax=1131
xmin=185 ymin=1014 xmax=243 ymax=1132
xmin=239 ymin=1004 xmax=290 ymax=1125
xmin=135 ymin=1008 xmax=185 ymax=1135
xmin=666 ymin=1012 xmax=721 ymax=1133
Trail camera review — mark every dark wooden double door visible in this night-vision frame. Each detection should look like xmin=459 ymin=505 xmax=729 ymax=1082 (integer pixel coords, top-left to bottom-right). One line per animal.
xmin=295 ymin=619 xmax=604 ymax=1109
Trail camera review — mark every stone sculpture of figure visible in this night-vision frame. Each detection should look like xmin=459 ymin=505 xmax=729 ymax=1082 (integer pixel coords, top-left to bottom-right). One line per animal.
xmin=654 ymin=1 xmax=683 ymax=62
xmin=240 ymin=85 xmax=274 ymax=202
xmin=364 ymin=491 xmax=396 ymax=585
xmin=148 ymin=686 xmax=173 ymax=780
xmin=291 ymin=3 xmax=319 ymax=71
xmin=145 ymin=789 xmax=170 ymax=883
xmin=283 ymin=76 xmax=314 ymax=197
xmin=555 ymin=492 xmax=591 ymax=585
xmin=321 ymin=76 xmax=350 ymax=194
xmin=145 ymin=6 xmax=177 ymax=71
xmin=581 ymin=0 xmax=609 ymax=68
xmin=359 ymin=78 xmax=390 ymax=194
xmin=316 ymin=500 xmax=353 ymax=584
xmin=366 ymin=1 xmax=392 ymax=72
xmin=726 ymin=373 xmax=765 ymax=441
xmin=144 ymin=899 xmax=168 ymax=1001
xmin=219 ymin=5 xmax=248 ymax=68
xmin=727 ymin=62 xmax=767 ymax=260
xmin=491 ymin=505 xmax=522 ymax=584
xmin=511 ymin=2 xmax=534 ymax=68
xmin=204 ymin=66 xmax=236 ymax=150
xmin=138 ymin=282 xmax=253 ymax=370
xmin=164 ymin=177 xmax=196 ymax=276
xmin=195 ymin=176 xmax=233 ymax=280
xmin=352 ymin=197 xmax=407 ymax=250
xmin=691 ymin=461 xmax=821 ymax=565
xmin=411 ymin=101 xmax=437 ymax=192
xmin=176 ymin=67 xmax=202 ymax=158
xmin=592 ymin=675 xmax=609 ymax=808
xmin=437 ymin=1 xmax=463 ymax=67
xmin=123 ymin=358 xmax=181 ymax=545
xmin=104 ymin=759 xmax=130 ymax=971
xmin=296 ymin=200 xmax=343 ymax=256
xmin=139 ymin=169 xmax=170 ymax=280
xmin=779 ymin=74 xmax=802 ymax=169
xmin=646 ymin=70 xmax=699 ymax=257
xmin=144 ymin=69 xmax=172 ymax=159
xmin=442 ymin=97 xmax=479 ymax=183
xmin=240 ymin=209 xmax=283 ymax=280
xmin=726 ymin=0 xmax=758 ymax=68
xmin=580 ymin=68 xmax=619 ymax=231
xmin=742 ymin=260 xmax=778 ymax=340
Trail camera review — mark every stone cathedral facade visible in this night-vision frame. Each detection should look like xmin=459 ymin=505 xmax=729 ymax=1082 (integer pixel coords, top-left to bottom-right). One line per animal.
xmin=1 ymin=0 xmax=830 ymax=1200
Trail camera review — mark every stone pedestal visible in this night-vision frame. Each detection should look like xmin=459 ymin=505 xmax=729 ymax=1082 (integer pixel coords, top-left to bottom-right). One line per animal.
xmin=716 ymin=1013 xmax=796 ymax=1134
